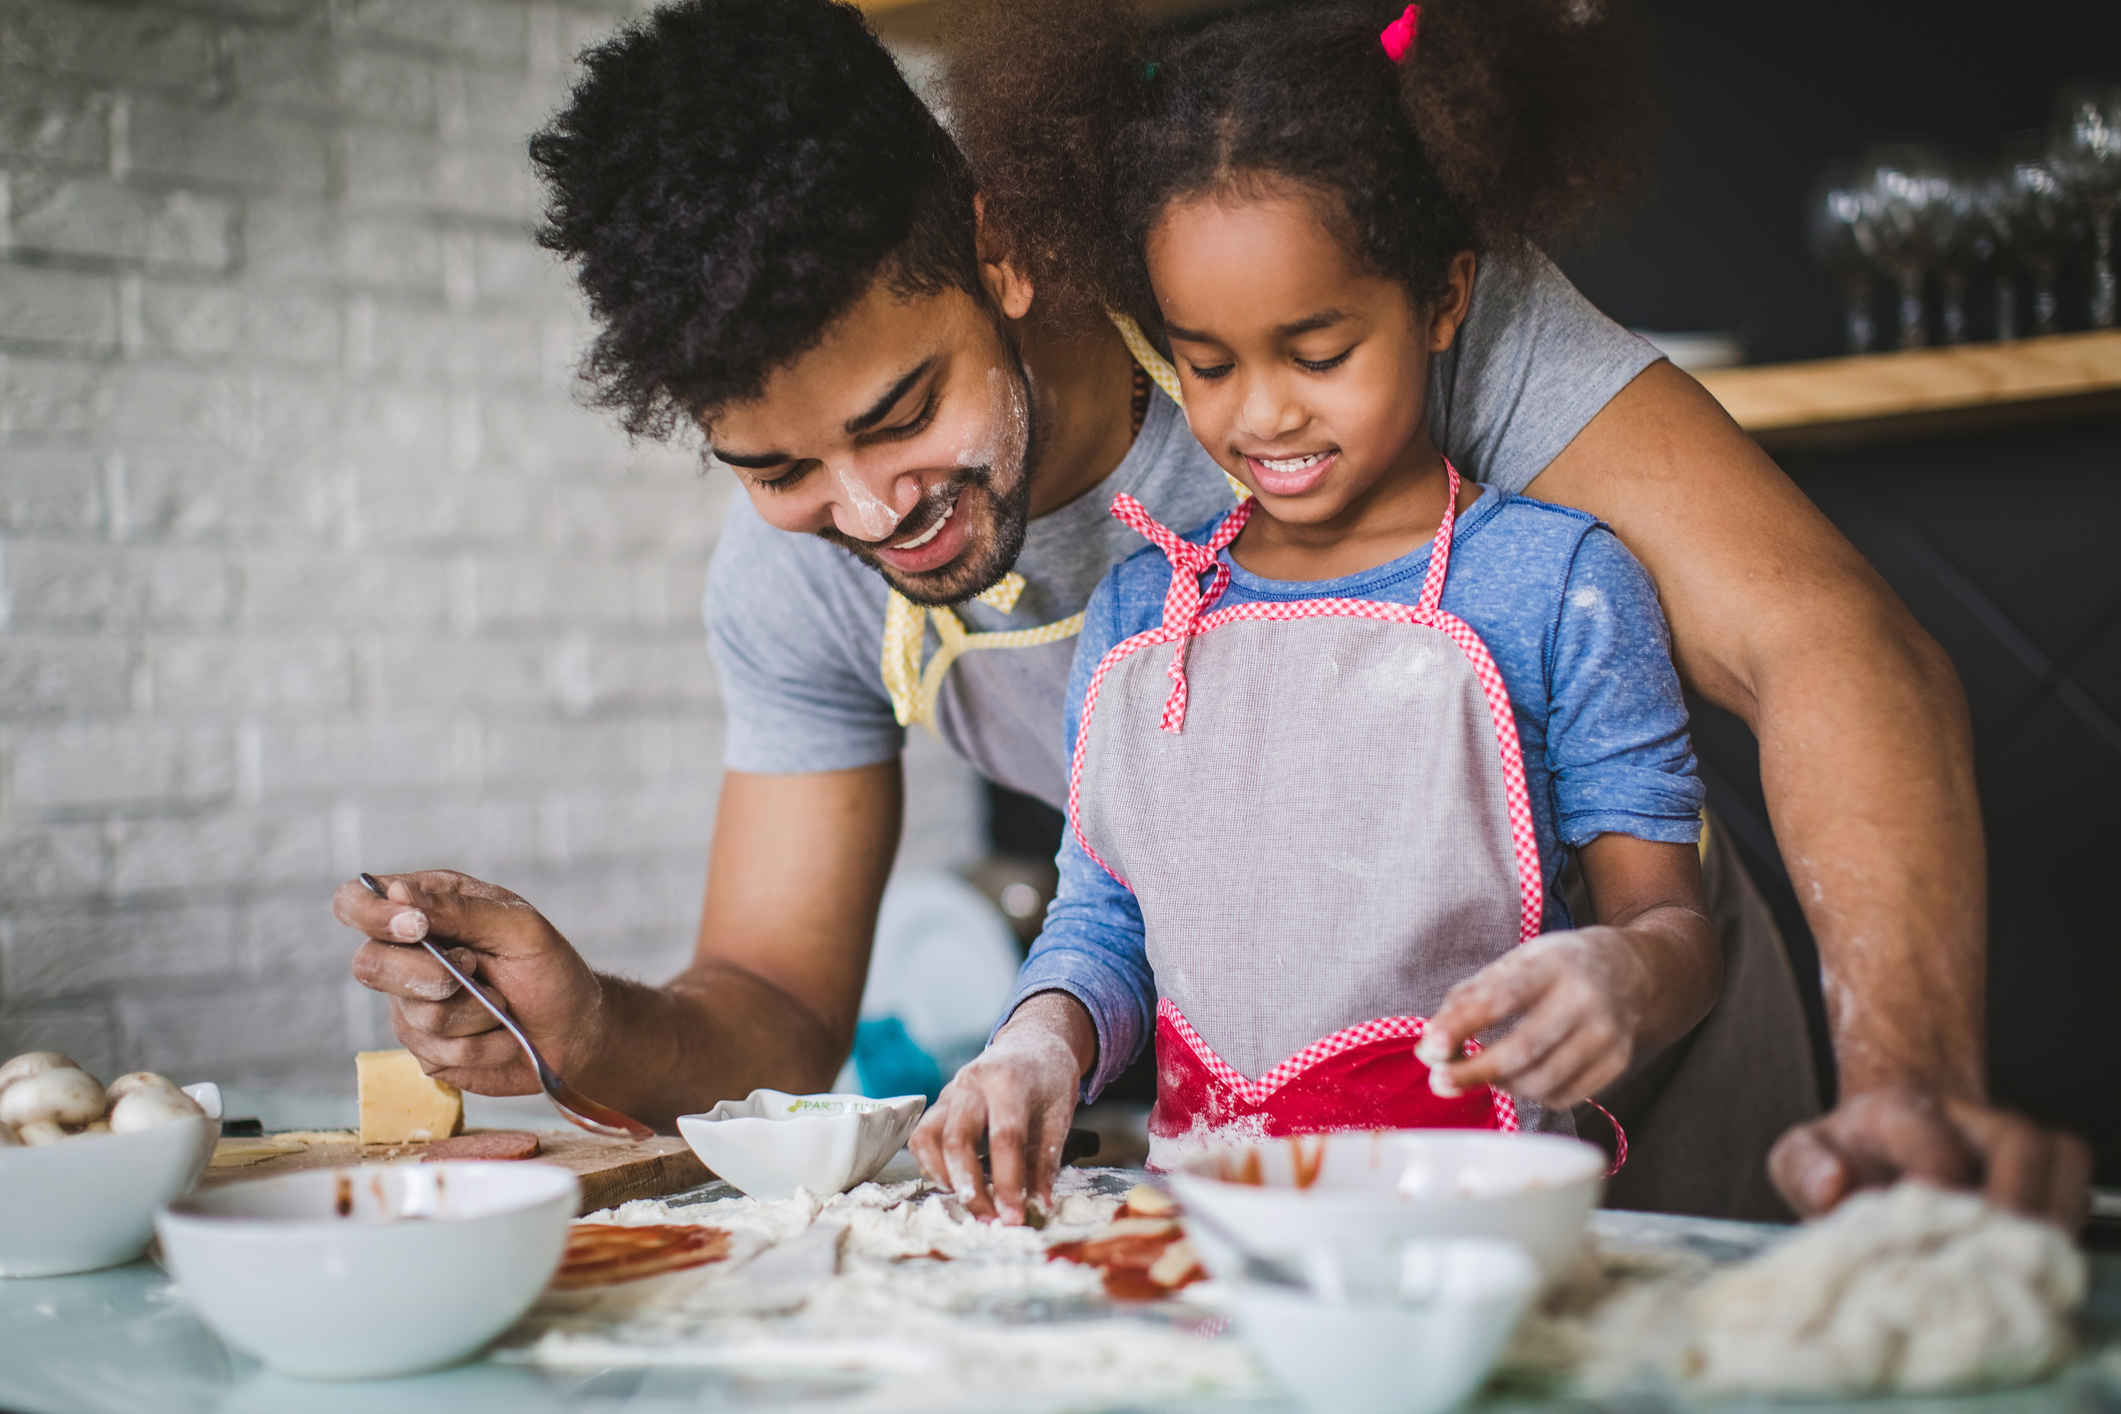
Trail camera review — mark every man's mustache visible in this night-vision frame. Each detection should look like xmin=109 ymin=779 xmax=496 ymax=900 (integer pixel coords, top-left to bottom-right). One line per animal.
xmin=815 ymin=466 xmax=991 ymax=556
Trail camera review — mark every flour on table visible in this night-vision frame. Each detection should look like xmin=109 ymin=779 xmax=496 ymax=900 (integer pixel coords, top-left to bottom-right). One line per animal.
xmin=499 ymin=1169 xmax=1263 ymax=1413
xmin=1500 ymin=1230 xmax=1711 ymax=1395
xmin=1684 ymin=1181 xmax=2086 ymax=1396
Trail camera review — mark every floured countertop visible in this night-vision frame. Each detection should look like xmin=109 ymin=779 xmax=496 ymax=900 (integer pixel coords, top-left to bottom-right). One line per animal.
xmin=496 ymin=1167 xmax=1262 ymax=1413
xmin=492 ymin=1175 xmax=2096 ymax=1414
xmin=2 ymin=1119 xmax=2113 ymax=1414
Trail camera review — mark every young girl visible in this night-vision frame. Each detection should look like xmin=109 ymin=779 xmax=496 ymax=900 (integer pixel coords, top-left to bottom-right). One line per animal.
xmin=911 ymin=0 xmax=1717 ymax=1220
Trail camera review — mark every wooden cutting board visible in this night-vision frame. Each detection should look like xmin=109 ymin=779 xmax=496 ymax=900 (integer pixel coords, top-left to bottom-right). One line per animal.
xmin=198 ymin=1130 xmax=712 ymax=1215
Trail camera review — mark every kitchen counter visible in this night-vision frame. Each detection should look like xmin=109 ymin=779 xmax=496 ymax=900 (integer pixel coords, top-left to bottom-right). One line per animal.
xmin=2 ymin=1181 xmax=2116 ymax=1414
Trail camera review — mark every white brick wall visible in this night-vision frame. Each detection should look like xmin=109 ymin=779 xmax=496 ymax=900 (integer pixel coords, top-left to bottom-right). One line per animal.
xmin=0 ymin=0 xmax=983 ymax=1090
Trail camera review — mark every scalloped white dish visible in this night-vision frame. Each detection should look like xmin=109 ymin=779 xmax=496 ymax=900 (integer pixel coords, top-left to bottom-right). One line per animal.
xmin=0 ymin=1082 xmax=222 ymax=1278
xmin=677 ymin=1090 xmax=925 ymax=1201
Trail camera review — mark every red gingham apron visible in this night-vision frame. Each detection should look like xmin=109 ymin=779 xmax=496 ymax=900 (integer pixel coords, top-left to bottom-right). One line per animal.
xmin=1069 ymin=464 xmax=1606 ymax=1168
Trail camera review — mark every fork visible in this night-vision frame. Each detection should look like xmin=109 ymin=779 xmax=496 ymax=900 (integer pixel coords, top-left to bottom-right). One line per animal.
xmin=360 ymin=872 xmax=652 ymax=1142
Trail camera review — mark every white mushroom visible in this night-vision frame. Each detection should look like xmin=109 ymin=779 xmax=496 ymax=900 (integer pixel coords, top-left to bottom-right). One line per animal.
xmin=0 ymin=1052 xmax=79 ymax=1099
xmin=17 ymin=1120 xmax=69 ymax=1147
xmin=0 ymin=1121 xmax=19 ymax=1147
xmin=0 ymin=1067 xmax=106 ymax=1131
xmin=108 ymin=1086 xmax=206 ymax=1134
xmin=103 ymin=1071 xmax=183 ymax=1109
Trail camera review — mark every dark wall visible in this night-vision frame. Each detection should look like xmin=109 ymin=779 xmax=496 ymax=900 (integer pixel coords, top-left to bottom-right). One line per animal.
xmin=1557 ymin=1 xmax=2121 ymax=1174
xmin=1557 ymin=0 xmax=2121 ymax=362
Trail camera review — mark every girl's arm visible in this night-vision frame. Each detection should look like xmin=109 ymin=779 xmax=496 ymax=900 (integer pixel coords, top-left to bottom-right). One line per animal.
xmin=1423 ymin=522 xmax=1717 ymax=1106
xmin=910 ymin=568 xmax=1159 ymax=1224
xmin=1422 ymin=833 xmax=1718 ymax=1105
xmin=911 ymin=823 xmax=1156 ymax=1225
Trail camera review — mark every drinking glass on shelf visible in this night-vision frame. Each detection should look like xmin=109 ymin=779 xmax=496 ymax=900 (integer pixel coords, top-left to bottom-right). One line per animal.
xmin=1969 ymin=157 xmax=2021 ymax=338
xmin=1929 ymin=159 xmax=1980 ymax=343
xmin=1807 ymin=158 xmax=1881 ymax=354
xmin=1860 ymin=142 xmax=1950 ymax=348
xmin=2001 ymin=130 xmax=2084 ymax=336
xmin=2049 ymin=78 xmax=2121 ymax=328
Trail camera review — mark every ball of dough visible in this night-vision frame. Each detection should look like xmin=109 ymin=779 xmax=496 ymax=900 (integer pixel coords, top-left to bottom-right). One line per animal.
xmin=1686 ymin=1182 xmax=2086 ymax=1396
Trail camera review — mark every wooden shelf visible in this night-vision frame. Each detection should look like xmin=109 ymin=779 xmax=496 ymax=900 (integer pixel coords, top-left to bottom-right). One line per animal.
xmin=1695 ymin=330 xmax=2121 ymax=449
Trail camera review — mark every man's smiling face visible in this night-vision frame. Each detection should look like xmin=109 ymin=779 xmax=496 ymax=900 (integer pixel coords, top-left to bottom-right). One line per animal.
xmin=706 ymin=276 xmax=1039 ymax=607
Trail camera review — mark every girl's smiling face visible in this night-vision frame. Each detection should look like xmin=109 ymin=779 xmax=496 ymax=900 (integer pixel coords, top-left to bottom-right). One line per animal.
xmin=1146 ymin=182 xmax=1475 ymax=539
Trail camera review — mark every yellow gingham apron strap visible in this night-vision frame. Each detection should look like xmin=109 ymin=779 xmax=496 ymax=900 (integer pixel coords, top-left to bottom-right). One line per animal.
xmin=880 ymin=590 xmax=928 ymax=725
xmin=1107 ymin=309 xmax=1251 ymax=503
xmin=884 ymin=579 xmax=1086 ymax=729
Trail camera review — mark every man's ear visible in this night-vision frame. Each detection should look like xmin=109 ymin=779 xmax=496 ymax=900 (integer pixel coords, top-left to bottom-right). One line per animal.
xmin=974 ymin=192 xmax=1037 ymax=322
xmin=1428 ymin=250 xmax=1478 ymax=354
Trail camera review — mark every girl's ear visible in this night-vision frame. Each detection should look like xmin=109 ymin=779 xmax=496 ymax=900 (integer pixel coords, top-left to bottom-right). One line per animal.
xmin=1427 ymin=250 xmax=1479 ymax=353
xmin=974 ymin=192 xmax=1038 ymax=321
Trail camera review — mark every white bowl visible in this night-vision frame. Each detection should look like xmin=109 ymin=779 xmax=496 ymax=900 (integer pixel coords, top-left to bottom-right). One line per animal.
xmin=1222 ymin=1238 xmax=1540 ymax=1414
xmin=156 ymin=1161 xmax=577 ymax=1379
xmin=677 ymin=1090 xmax=925 ymax=1201
xmin=1167 ymin=1130 xmax=1603 ymax=1282
xmin=0 ymin=1082 xmax=222 ymax=1278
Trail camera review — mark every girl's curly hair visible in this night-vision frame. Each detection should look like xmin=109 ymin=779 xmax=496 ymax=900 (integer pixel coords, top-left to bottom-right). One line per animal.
xmin=944 ymin=0 xmax=1652 ymax=331
xmin=531 ymin=0 xmax=981 ymax=437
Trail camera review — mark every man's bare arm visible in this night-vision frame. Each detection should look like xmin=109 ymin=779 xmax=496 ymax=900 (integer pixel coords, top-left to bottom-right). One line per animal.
xmin=1525 ymin=360 xmax=2089 ymax=1223
xmin=338 ymin=763 xmax=901 ymax=1132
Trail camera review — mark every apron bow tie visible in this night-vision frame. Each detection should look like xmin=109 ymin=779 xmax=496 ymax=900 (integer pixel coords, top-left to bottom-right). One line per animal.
xmin=1109 ymin=492 xmax=1254 ymax=733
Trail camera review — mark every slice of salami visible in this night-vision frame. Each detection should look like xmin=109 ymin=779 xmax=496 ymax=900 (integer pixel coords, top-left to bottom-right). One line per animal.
xmin=552 ymin=1224 xmax=733 ymax=1289
xmin=420 ymin=1130 xmax=541 ymax=1162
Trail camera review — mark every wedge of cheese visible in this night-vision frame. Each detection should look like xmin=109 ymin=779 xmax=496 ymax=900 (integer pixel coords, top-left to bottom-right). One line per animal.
xmin=356 ymin=1049 xmax=464 ymax=1144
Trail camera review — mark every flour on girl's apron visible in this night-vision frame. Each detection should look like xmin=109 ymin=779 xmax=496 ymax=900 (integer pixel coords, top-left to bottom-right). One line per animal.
xmin=1071 ymin=464 xmax=1576 ymax=1171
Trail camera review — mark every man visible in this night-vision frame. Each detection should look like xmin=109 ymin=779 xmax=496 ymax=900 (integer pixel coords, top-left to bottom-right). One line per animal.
xmin=335 ymin=0 xmax=2088 ymax=1227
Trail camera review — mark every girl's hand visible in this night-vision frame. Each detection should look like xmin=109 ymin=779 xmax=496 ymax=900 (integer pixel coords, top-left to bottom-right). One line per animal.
xmin=1417 ymin=926 xmax=1665 ymax=1107
xmin=908 ymin=991 xmax=1096 ymax=1225
xmin=1417 ymin=834 xmax=1720 ymax=1110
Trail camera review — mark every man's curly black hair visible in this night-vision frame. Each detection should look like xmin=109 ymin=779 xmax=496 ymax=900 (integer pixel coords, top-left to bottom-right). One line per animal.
xmin=530 ymin=0 xmax=982 ymax=438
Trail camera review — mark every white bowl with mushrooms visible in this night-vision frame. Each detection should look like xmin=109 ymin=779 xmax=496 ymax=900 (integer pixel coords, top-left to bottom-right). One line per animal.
xmin=0 ymin=1051 xmax=221 ymax=1278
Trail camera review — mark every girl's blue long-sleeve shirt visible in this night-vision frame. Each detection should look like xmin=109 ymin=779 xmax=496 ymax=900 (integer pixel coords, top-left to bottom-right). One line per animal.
xmin=1004 ymin=486 xmax=1706 ymax=1100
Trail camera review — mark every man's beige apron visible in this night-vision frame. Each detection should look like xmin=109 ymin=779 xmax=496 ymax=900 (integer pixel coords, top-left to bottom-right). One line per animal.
xmin=1586 ymin=819 xmax=1819 ymax=1221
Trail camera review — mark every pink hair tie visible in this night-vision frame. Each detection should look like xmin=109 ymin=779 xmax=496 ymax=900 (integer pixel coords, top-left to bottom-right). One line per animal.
xmin=1379 ymin=3 xmax=1420 ymax=62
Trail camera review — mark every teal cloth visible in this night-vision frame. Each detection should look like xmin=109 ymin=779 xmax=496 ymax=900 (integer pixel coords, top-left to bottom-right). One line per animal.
xmin=852 ymin=1016 xmax=945 ymax=1103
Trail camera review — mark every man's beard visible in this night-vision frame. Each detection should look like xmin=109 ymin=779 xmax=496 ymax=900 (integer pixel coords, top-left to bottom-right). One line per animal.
xmin=815 ymin=351 xmax=1041 ymax=608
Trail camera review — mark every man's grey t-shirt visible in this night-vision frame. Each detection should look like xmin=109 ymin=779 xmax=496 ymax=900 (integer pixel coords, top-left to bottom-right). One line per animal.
xmin=706 ymin=250 xmax=1660 ymax=810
